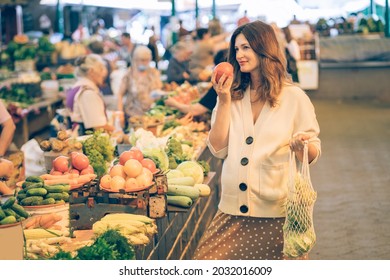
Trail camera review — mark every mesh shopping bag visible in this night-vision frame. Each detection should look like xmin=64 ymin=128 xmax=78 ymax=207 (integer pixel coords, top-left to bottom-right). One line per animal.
xmin=283 ymin=141 xmax=317 ymax=259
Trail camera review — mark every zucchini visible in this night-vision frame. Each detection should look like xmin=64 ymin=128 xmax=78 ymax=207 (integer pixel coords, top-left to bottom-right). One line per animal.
xmin=25 ymin=176 xmax=44 ymax=183
xmin=10 ymin=204 xmax=29 ymax=218
xmin=1 ymin=196 xmax=16 ymax=209
xmin=167 ymin=195 xmax=193 ymax=208
xmin=20 ymin=196 xmax=44 ymax=206
xmin=167 ymin=176 xmax=195 ymax=186
xmin=43 ymin=184 xmax=70 ymax=193
xmin=194 ymin=183 xmax=211 ymax=197
xmin=26 ymin=188 xmax=47 ymax=197
xmin=0 ymin=215 xmax=17 ymax=225
xmin=167 ymin=185 xmax=200 ymax=200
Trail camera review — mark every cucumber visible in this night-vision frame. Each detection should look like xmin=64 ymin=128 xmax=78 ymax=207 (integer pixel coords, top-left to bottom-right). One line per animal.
xmin=22 ymin=181 xmax=35 ymax=189
xmin=167 ymin=195 xmax=193 ymax=208
xmin=0 ymin=215 xmax=17 ymax=225
xmin=43 ymin=184 xmax=70 ymax=193
xmin=24 ymin=182 xmax=44 ymax=191
xmin=45 ymin=192 xmax=69 ymax=201
xmin=17 ymin=192 xmax=27 ymax=201
xmin=25 ymin=176 xmax=44 ymax=183
xmin=167 ymin=185 xmax=200 ymax=200
xmin=1 ymin=196 xmax=16 ymax=209
xmin=3 ymin=208 xmax=18 ymax=217
xmin=0 ymin=208 xmax=6 ymax=220
xmin=41 ymin=198 xmax=56 ymax=205
xmin=10 ymin=204 xmax=29 ymax=219
xmin=26 ymin=188 xmax=48 ymax=197
xmin=20 ymin=196 xmax=44 ymax=206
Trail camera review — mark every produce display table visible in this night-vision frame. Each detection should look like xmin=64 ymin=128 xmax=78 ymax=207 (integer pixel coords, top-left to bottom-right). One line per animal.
xmin=62 ymin=171 xmax=220 ymax=260
xmin=13 ymin=97 xmax=63 ymax=147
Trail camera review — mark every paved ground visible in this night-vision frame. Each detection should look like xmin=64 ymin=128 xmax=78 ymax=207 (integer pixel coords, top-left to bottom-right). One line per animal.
xmin=308 ymin=98 xmax=390 ymax=260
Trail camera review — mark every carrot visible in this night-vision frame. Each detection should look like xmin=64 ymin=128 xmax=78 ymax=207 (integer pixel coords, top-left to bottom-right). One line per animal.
xmin=40 ymin=173 xmax=79 ymax=180
xmin=39 ymin=213 xmax=62 ymax=229
xmin=44 ymin=178 xmax=72 ymax=185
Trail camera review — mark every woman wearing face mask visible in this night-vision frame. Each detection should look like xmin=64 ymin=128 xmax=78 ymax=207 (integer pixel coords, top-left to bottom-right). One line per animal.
xmin=117 ymin=45 xmax=162 ymax=120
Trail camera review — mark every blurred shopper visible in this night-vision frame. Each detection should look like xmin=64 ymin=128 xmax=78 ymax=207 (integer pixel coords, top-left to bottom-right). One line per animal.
xmin=164 ymin=48 xmax=228 ymax=116
xmin=66 ymin=54 xmax=114 ymax=134
xmin=0 ymin=100 xmax=16 ymax=158
xmin=71 ymin=23 xmax=90 ymax=43
xmin=88 ymin=40 xmax=113 ymax=96
xmin=237 ymin=10 xmax=250 ymax=26
xmin=166 ymin=41 xmax=193 ymax=84
xmin=118 ymin=32 xmax=137 ymax=67
xmin=282 ymin=26 xmax=301 ymax=83
xmin=117 ymin=45 xmax=162 ymax=120
xmin=193 ymin=20 xmax=321 ymax=260
xmin=189 ymin=27 xmax=228 ymax=83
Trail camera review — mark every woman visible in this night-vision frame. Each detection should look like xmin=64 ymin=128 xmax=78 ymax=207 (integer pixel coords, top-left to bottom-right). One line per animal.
xmin=282 ymin=26 xmax=301 ymax=83
xmin=193 ymin=20 xmax=321 ymax=260
xmin=67 ymin=54 xmax=114 ymax=134
xmin=117 ymin=45 xmax=162 ymax=119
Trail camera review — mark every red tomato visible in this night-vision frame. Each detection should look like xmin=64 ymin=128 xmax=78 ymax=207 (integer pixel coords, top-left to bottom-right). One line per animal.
xmin=119 ymin=150 xmax=133 ymax=165
xmin=141 ymin=158 xmax=157 ymax=173
xmin=52 ymin=156 xmax=69 ymax=173
xmin=69 ymin=169 xmax=80 ymax=175
xmin=50 ymin=168 xmax=63 ymax=175
xmin=80 ymin=165 xmax=94 ymax=175
xmin=214 ymin=62 xmax=233 ymax=83
xmin=130 ymin=147 xmax=144 ymax=162
xmin=71 ymin=153 xmax=90 ymax=171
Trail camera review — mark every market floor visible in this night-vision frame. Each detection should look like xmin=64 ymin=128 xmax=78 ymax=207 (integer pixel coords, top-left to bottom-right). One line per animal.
xmin=308 ymin=97 xmax=390 ymax=260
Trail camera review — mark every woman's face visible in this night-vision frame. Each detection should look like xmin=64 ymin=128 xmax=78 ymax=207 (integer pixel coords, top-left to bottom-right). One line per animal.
xmin=89 ymin=62 xmax=107 ymax=87
xmin=234 ymin=33 xmax=259 ymax=74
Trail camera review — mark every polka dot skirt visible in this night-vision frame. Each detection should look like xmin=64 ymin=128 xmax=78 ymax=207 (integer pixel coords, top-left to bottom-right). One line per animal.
xmin=192 ymin=210 xmax=285 ymax=260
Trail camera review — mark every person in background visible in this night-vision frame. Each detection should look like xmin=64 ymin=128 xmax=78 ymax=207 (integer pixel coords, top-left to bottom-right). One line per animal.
xmin=189 ymin=27 xmax=228 ymax=83
xmin=88 ymin=40 xmax=113 ymax=96
xmin=147 ymin=34 xmax=160 ymax=68
xmin=0 ymin=100 xmax=16 ymax=158
xmin=66 ymin=54 xmax=114 ymax=134
xmin=71 ymin=23 xmax=90 ymax=43
xmin=118 ymin=32 xmax=137 ymax=67
xmin=193 ymin=20 xmax=321 ymax=260
xmin=237 ymin=10 xmax=250 ymax=27
xmin=178 ymin=19 xmax=191 ymax=40
xmin=166 ymin=41 xmax=193 ymax=85
xmin=164 ymin=48 xmax=228 ymax=116
xmin=117 ymin=45 xmax=162 ymax=121
xmin=282 ymin=26 xmax=301 ymax=83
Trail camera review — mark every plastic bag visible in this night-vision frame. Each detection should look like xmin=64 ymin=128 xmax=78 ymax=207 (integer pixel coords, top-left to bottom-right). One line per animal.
xmin=21 ymin=139 xmax=46 ymax=177
xmin=283 ymin=141 xmax=317 ymax=259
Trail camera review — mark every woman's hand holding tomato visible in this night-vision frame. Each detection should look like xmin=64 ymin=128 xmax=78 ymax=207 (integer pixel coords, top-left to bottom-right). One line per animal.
xmin=212 ymin=62 xmax=233 ymax=105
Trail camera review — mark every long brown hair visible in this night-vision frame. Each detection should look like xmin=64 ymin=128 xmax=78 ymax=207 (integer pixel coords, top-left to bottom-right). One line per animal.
xmin=228 ymin=20 xmax=290 ymax=107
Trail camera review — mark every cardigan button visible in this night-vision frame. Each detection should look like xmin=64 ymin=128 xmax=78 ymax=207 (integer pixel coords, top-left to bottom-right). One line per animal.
xmin=245 ymin=136 xmax=253 ymax=145
xmin=239 ymin=183 xmax=247 ymax=191
xmin=240 ymin=205 xmax=248 ymax=213
xmin=240 ymin=157 xmax=249 ymax=166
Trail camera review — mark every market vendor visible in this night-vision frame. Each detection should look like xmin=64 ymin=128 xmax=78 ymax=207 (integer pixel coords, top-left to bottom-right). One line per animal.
xmin=66 ymin=54 xmax=115 ymax=135
xmin=0 ymin=100 xmax=16 ymax=158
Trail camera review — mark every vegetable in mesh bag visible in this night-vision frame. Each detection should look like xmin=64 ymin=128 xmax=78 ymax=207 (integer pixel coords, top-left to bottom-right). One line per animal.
xmin=283 ymin=143 xmax=317 ymax=258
